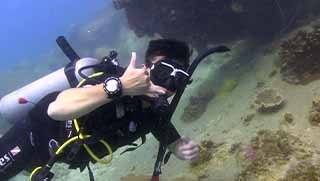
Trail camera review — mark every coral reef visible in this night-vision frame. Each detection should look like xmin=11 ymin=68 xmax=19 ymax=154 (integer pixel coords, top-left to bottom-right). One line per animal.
xmin=284 ymin=112 xmax=294 ymax=123
xmin=279 ymin=160 xmax=320 ymax=181
xmin=309 ymin=97 xmax=320 ymax=126
xmin=120 ymin=174 xmax=198 ymax=181
xmin=191 ymin=140 xmax=224 ymax=168
xmin=281 ymin=112 xmax=295 ymax=126
xmin=279 ymin=25 xmax=320 ymax=84
xmin=181 ymin=84 xmax=215 ymax=122
xmin=236 ymin=129 xmax=313 ymax=180
xmin=181 ymin=78 xmax=237 ymax=122
xmin=241 ymin=145 xmax=257 ymax=161
xmin=254 ymin=88 xmax=284 ymax=113
xmin=229 ymin=142 xmax=242 ymax=154
xmin=116 ymin=0 xmax=311 ymax=50
xmin=256 ymin=81 xmax=266 ymax=89
xmin=190 ymin=140 xmax=224 ymax=178
xmin=268 ymin=69 xmax=278 ymax=78
xmin=241 ymin=113 xmax=255 ymax=126
xmin=120 ymin=175 xmax=151 ymax=181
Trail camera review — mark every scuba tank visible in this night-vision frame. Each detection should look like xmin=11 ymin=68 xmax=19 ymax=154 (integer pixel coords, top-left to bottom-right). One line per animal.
xmin=0 ymin=36 xmax=103 ymax=124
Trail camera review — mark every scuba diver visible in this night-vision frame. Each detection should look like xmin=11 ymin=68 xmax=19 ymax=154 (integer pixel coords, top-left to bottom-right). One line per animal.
xmin=0 ymin=39 xmax=201 ymax=181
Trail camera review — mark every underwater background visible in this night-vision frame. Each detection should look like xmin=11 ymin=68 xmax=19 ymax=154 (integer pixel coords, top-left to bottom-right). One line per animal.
xmin=2 ymin=0 xmax=320 ymax=180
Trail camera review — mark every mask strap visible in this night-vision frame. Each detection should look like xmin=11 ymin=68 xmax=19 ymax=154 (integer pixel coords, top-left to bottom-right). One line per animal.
xmin=160 ymin=62 xmax=189 ymax=77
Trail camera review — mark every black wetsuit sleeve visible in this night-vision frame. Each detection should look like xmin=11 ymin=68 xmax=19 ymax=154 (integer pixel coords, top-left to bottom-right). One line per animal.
xmin=28 ymin=91 xmax=61 ymax=122
xmin=0 ymin=120 xmax=35 ymax=180
xmin=151 ymin=120 xmax=181 ymax=146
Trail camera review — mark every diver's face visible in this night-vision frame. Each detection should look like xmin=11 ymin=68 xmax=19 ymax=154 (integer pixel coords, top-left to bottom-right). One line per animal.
xmin=146 ymin=55 xmax=165 ymax=81
xmin=148 ymin=56 xmax=190 ymax=96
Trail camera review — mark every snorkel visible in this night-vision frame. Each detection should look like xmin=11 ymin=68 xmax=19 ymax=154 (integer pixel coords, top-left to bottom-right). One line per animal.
xmin=168 ymin=45 xmax=230 ymax=118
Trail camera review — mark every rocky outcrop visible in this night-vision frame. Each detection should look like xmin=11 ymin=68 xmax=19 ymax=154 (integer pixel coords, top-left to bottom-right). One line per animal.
xmin=279 ymin=25 xmax=320 ymax=84
xmin=254 ymin=88 xmax=285 ymax=113
xmin=115 ymin=0 xmax=314 ymax=50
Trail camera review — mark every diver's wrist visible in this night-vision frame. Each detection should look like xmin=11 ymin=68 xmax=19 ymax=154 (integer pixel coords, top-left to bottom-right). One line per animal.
xmin=119 ymin=76 xmax=129 ymax=96
xmin=168 ymin=138 xmax=180 ymax=153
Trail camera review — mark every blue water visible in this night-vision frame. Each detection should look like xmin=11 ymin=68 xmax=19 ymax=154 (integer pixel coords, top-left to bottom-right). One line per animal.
xmin=0 ymin=0 xmax=111 ymax=67
xmin=2 ymin=1 xmax=320 ymax=181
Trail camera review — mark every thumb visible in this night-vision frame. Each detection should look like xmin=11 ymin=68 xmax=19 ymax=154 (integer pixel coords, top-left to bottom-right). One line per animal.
xmin=128 ymin=52 xmax=137 ymax=68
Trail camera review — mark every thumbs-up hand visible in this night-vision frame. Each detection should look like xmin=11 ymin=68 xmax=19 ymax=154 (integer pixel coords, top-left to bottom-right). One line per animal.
xmin=120 ymin=52 xmax=167 ymax=97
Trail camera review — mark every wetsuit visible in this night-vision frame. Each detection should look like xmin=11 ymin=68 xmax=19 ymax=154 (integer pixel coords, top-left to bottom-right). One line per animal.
xmin=0 ymin=86 xmax=180 ymax=180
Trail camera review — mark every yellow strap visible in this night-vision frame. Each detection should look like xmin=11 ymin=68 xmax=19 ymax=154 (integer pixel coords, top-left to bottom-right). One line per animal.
xmin=29 ymin=166 xmax=42 ymax=181
xmin=73 ymin=118 xmax=113 ymax=164
xmin=56 ymin=72 xmax=113 ymax=164
xmin=73 ymin=72 xmax=113 ymax=164
xmin=30 ymin=71 xmax=112 ymax=180
xmin=83 ymin=140 xmax=113 ymax=164
xmin=56 ymin=136 xmax=82 ymax=154
xmin=77 ymin=72 xmax=104 ymax=87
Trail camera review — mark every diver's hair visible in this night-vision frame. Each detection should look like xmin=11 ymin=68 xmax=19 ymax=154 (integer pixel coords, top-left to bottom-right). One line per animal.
xmin=145 ymin=39 xmax=191 ymax=68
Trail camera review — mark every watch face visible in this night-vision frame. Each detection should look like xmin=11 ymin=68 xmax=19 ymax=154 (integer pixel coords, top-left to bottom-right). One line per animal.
xmin=106 ymin=79 xmax=118 ymax=92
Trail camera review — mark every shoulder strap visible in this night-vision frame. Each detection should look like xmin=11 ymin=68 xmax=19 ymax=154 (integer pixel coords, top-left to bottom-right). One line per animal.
xmin=64 ymin=61 xmax=79 ymax=88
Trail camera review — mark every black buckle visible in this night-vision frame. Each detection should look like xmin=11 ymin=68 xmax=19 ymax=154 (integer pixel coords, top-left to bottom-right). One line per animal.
xmin=67 ymin=139 xmax=83 ymax=161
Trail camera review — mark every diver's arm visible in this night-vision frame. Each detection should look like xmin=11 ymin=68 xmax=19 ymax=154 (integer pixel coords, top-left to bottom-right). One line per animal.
xmin=159 ymin=123 xmax=200 ymax=162
xmin=47 ymin=52 xmax=166 ymax=121
xmin=47 ymin=84 xmax=110 ymax=120
xmin=151 ymin=121 xmax=199 ymax=162
xmin=151 ymin=121 xmax=181 ymax=146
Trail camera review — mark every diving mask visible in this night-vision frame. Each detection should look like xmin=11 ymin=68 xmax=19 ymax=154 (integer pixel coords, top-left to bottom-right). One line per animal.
xmin=150 ymin=59 xmax=190 ymax=92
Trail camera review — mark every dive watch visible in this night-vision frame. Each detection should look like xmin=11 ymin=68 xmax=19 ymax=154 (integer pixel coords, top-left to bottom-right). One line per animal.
xmin=103 ymin=76 xmax=122 ymax=98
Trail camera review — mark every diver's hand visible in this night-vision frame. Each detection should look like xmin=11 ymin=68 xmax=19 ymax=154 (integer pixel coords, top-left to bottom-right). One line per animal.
xmin=170 ymin=136 xmax=200 ymax=163
xmin=120 ymin=52 xmax=166 ymax=97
